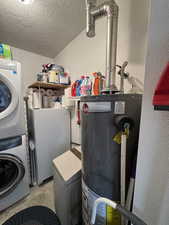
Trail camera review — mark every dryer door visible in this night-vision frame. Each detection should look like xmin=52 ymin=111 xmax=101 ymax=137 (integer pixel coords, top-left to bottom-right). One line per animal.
xmin=0 ymin=154 xmax=25 ymax=198
xmin=0 ymin=136 xmax=25 ymax=198
xmin=0 ymin=71 xmax=19 ymax=120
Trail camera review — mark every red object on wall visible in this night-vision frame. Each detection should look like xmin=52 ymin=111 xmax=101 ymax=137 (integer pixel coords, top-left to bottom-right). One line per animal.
xmin=153 ymin=61 xmax=169 ymax=110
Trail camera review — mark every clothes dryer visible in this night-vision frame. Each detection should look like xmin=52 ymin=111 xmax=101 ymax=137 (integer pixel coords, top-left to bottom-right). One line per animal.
xmin=0 ymin=135 xmax=30 ymax=211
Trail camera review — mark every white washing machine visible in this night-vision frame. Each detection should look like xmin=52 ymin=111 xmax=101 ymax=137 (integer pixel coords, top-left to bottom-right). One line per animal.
xmin=0 ymin=59 xmax=25 ymax=140
xmin=0 ymin=135 xmax=30 ymax=211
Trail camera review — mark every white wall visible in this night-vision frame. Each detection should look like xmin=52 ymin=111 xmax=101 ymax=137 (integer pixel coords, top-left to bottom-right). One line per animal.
xmin=55 ymin=0 xmax=149 ymax=92
xmin=12 ymin=46 xmax=53 ymax=94
xmin=54 ymin=0 xmax=149 ymax=144
xmin=133 ymin=0 xmax=169 ymax=224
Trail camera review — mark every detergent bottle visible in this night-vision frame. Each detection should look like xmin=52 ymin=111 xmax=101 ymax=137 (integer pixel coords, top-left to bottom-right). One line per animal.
xmin=71 ymin=81 xmax=77 ymax=97
xmin=86 ymin=76 xmax=92 ymax=95
xmin=92 ymin=72 xmax=104 ymax=95
xmin=84 ymin=76 xmax=90 ymax=96
xmin=81 ymin=76 xmax=87 ymax=96
xmin=76 ymin=80 xmax=81 ymax=96
xmin=93 ymin=72 xmax=100 ymax=95
xmin=76 ymin=76 xmax=84 ymax=96
xmin=0 ymin=44 xmax=12 ymax=59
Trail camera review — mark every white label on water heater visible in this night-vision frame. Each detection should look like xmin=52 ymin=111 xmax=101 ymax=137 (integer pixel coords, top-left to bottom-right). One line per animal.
xmin=114 ymin=101 xmax=125 ymax=114
xmin=81 ymin=102 xmax=111 ymax=113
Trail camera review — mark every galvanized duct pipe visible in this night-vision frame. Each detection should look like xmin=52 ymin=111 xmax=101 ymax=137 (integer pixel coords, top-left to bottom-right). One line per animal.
xmin=85 ymin=0 xmax=119 ymax=92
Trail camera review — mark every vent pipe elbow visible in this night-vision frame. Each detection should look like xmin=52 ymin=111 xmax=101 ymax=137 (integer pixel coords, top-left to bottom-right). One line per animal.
xmin=86 ymin=0 xmax=96 ymax=37
xmin=86 ymin=13 xmax=95 ymax=37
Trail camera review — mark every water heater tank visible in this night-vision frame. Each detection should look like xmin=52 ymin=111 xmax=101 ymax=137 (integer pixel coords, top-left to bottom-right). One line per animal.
xmin=81 ymin=94 xmax=142 ymax=225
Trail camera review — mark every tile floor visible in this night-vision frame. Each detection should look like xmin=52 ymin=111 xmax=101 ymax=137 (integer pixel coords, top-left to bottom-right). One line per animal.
xmin=0 ymin=181 xmax=54 ymax=225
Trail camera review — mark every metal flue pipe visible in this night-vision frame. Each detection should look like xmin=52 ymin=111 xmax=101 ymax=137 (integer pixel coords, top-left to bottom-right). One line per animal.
xmin=85 ymin=0 xmax=119 ymax=92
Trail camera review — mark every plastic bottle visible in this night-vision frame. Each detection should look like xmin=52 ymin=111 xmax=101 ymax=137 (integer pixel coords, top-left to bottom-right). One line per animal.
xmin=81 ymin=76 xmax=87 ymax=96
xmin=0 ymin=44 xmax=4 ymax=58
xmin=77 ymin=76 xmax=84 ymax=96
xmin=75 ymin=80 xmax=80 ymax=96
xmin=93 ymin=73 xmax=100 ymax=95
xmin=86 ymin=76 xmax=92 ymax=95
xmin=71 ymin=81 xmax=77 ymax=97
xmin=92 ymin=72 xmax=104 ymax=96
xmin=0 ymin=44 xmax=12 ymax=59
xmin=85 ymin=76 xmax=89 ymax=95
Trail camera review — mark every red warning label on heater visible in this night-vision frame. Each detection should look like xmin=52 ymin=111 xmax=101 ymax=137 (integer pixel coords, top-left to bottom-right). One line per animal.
xmin=81 ymin=102 xmax=111 ymax=113
xmin=82 ymin=103 xmax=89 ymax=113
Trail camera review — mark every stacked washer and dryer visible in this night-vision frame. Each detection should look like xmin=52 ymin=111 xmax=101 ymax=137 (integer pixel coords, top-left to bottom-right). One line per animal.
xmin=0 ymin=59 xmax=30 ymax=211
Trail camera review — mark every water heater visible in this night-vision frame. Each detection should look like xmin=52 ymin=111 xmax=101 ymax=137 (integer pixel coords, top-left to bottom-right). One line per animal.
xmin=81 ymin=94 xmax=142 ymax=225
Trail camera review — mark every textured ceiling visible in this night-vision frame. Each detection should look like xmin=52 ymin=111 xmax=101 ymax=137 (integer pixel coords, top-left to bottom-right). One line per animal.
xmin=0 ymin=0 xmax=86 ymax=57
